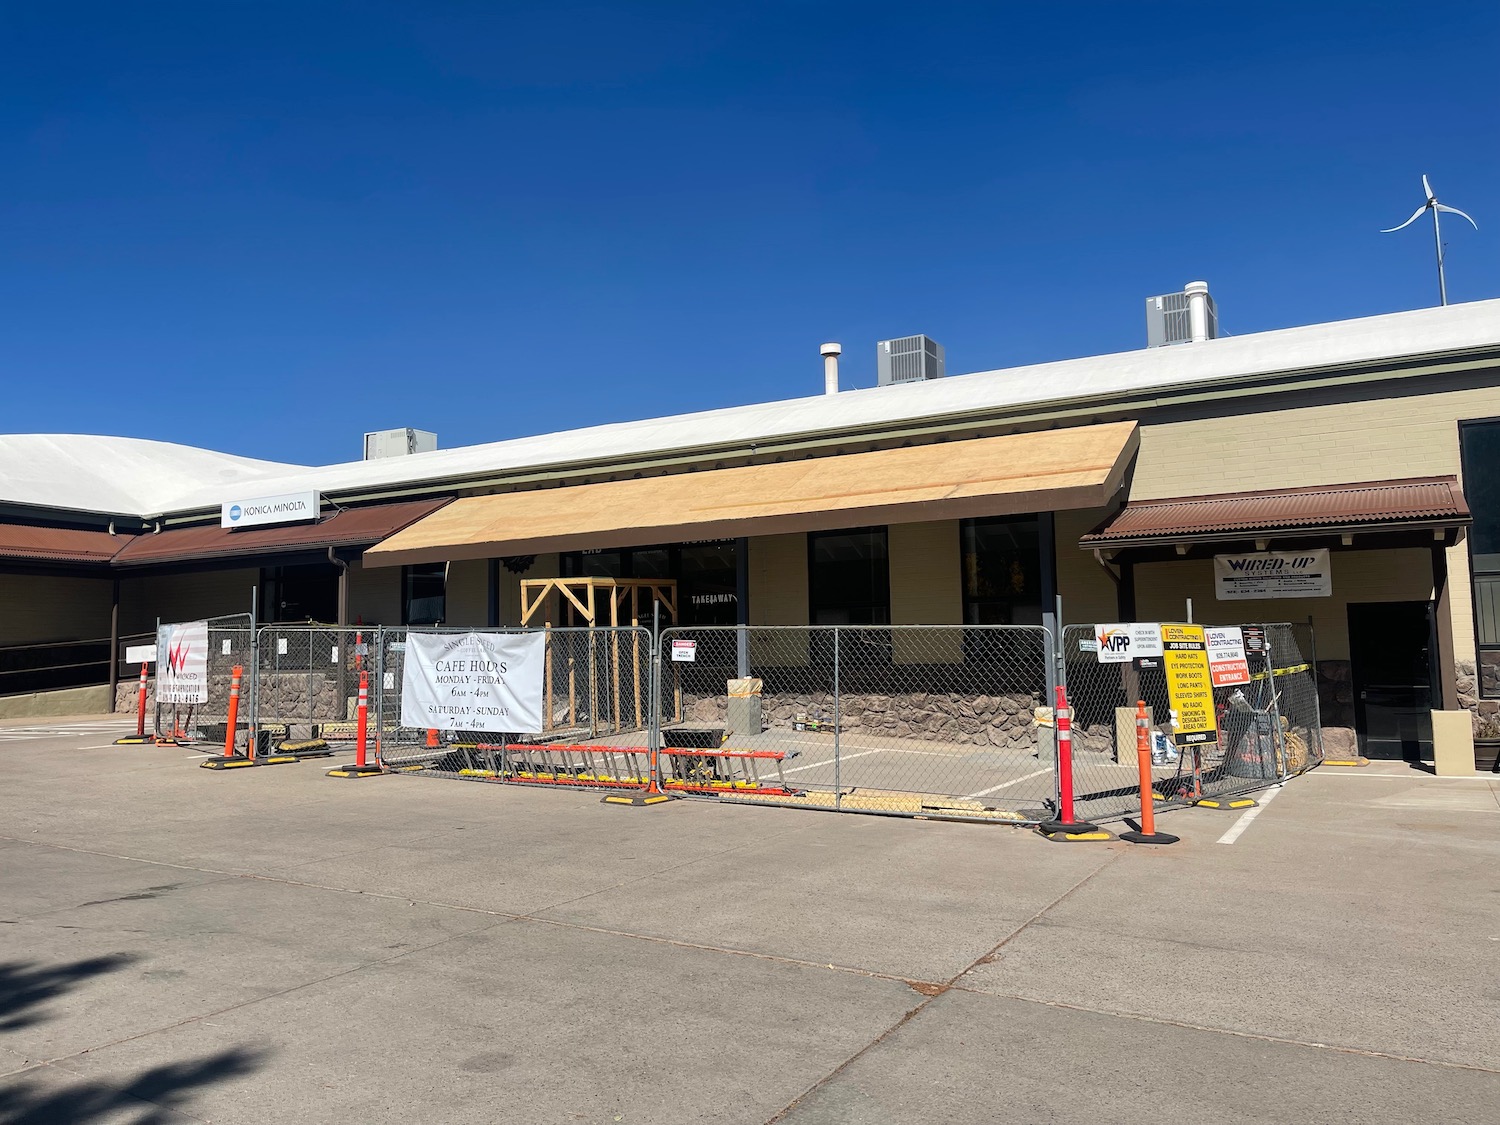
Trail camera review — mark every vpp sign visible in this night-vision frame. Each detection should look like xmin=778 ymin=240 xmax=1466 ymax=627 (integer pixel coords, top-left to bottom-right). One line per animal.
xmin=1093 ymin=623 xmax=1164 ymax=664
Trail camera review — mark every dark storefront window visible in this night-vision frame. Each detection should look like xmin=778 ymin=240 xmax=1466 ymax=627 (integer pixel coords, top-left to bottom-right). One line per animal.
xmin=961 ymin=516 xmax=1043 ymax=625
xmin=558 ymin=541 xmax=737 ymax=626
xmin=808 ymin=528 xmax=890 ymax=625
xmin=1461 ymin=421 xmax=1500 ymax=695
xmin=262 ymin=563 xmax=339 ymax=624
xmin=403 ymin=562 xmax=447 ymax=625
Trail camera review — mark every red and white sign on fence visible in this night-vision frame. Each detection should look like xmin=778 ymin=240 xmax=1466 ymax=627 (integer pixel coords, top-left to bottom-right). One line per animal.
xmin=1205 ymin=627 xmax=1251 ymax=687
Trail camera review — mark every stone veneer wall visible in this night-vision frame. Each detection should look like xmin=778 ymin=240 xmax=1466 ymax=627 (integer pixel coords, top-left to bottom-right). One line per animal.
xmin=681 ymin=689 xmax=1042 ymax=750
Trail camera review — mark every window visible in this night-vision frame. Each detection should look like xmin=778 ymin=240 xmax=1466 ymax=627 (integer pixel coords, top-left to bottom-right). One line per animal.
xmin=558 ymin=542 xmax=738 ymax=626
xmin=1461 ymin=421 xmax=1500 ymax=694
xmin=403 ymin=562 xmax=446 ymax=626
xmin=961 ymin=516 xmax=1043 ymax=625
xmin=808 ymin=528 xmax=890 ymax=625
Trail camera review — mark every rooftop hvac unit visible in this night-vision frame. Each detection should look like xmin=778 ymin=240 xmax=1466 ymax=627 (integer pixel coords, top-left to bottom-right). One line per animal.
xmin=363 ymin=428 xmax=438 ymax=460
xmin=877 ymin=335 xmax=945 ymax=386
xmin=1146 ymin=282 xmax=1218 ymax=347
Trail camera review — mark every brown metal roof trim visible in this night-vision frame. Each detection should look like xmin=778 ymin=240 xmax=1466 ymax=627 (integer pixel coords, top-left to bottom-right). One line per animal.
xmin=109 ymin=497 xmax=453 ymax=567
xmin=0 ymin=523 xmax=122 ymax=564
xmin=1081 ymin=476 xmax=1470 ymax=546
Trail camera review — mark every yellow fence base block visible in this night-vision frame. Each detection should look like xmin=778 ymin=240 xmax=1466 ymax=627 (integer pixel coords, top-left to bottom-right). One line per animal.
xmin=601 ymin=792 xmax=675 ymax=807
xmin=112 ymin=735 xmax=153 ymax=745
xmin=1323 ymin=757 xmax=1371 ymax=767
xmin=1196 ymin=796 xmax=1258 ymax=810
xmin=200 ymin=754 xmax=300 ymax=771
xmin=1036 ymin=827 xmax=1113 ymax=843
xmin=276 ymin=739 xmax=333 ymax=758
xmin=326 ymin=762 xmax=384 ymax=778
xmin=724 ymin=787 xmax=1033 ymax=823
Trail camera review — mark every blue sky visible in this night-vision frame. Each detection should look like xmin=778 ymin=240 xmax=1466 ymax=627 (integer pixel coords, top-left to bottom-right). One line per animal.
xmin=3 ymin=2 xmax=1498 ymax=465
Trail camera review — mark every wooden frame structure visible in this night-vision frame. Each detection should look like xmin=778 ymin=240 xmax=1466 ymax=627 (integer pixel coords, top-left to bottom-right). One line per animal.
xmin=519 ymin=577 xmax=678 ymax=735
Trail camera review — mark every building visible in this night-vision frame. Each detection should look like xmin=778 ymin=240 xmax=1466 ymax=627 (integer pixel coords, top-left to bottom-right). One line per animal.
xmin=3 ymin=291 xmax=1499 ymax=768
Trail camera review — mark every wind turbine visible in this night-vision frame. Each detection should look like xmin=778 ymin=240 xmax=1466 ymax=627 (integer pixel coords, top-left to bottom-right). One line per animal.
xmin=1381 ymin=174 xmax=1479 ymax=307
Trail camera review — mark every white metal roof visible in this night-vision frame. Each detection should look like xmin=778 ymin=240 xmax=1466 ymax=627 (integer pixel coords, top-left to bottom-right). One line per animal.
xmin=5 ymin=297 xmax=1499 ymax=519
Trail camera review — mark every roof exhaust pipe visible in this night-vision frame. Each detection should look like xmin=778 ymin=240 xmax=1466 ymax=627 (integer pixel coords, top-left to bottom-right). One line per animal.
xmin=820 ymin=342 xmax=842 ymax=395
xmin=1185 ymin=281 xmax=1212 ymax=343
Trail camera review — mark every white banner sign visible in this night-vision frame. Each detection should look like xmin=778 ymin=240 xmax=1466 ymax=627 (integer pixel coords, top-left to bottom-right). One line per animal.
xmin=1205 ymin=627 xmax=1251 ymax=686
xmin=221 ymin=489 xmax=321 ymax=529
xmin=156 ymin=621 xmax=209 ymax=704
xmin=1214 ymin=550 xmax=1331 ymax=600
xmin=1093 ymin=622 xmax=1164 ymax=664
xmin=400 ymin=631 xmax=546 ymax=733
xmin=125 ymin=644 xmax=157 ymax=665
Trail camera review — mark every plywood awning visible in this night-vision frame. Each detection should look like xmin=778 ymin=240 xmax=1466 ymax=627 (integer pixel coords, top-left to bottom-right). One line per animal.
xmin=363 ymin=422 xmax=1138 ymax=567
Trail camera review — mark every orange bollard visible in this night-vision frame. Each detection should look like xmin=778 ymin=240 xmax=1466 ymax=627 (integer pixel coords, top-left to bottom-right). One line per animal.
xmin=427 ymin=727 xmax=440 ymax=749
xmin=327 ymin=670 xmax=382 ymax=777
xmin=1037 ymin=685 xmax=1107 ymax=841
xmin=114 ymin=663 xmax=154 ymax=745
xmin=222 ymin=665 xmax=243 ymax=758
xmin=1121 ymin=700 xmax=1179 ymax=845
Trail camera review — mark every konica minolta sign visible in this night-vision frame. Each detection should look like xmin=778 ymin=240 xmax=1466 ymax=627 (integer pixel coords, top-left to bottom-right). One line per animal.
xmin=220 ymin=489 xmax=322 ymax=530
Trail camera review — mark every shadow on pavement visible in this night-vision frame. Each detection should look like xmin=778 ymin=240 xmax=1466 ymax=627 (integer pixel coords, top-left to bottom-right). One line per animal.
xmin=0 ymin=1047 xmax=267 ymax=1125
xmin=0 ymin=956 xmax=140 ymax=1031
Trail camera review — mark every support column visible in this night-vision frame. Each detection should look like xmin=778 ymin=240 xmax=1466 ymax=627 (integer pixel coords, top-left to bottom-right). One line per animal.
xmin=487 ymin=558 xmax=501 ymax=628
xmin=736 ymin=536 xmax=750 ymax=678
xmin=108 ymin=576 xmax=120 ymax=709
xmin=336 ymin=562 xmax=349 ymax=626
xmin=1432 ymin=544 xmax=1458 ymax=711
xmin=1117 ymin=559 xmax=1136 ymax=621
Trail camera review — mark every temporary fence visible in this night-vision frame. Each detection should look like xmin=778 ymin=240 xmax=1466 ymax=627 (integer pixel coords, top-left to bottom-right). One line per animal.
xmin=156 ymin=616 xmax=1321 ymax=832
xmin=656 ymin=625 xmax=1056 ymax=822
xmin=1061 ymin=621 xmax=1322 ymax=824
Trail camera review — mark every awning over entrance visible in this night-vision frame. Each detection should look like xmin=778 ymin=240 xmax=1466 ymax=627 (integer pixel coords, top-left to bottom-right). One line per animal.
xmin=110 ymin=498 xmax=453 ymax=568
xmin=364 ymin=421 xmax=1140 ymax=566
xmin=1080 ymin=476 xmax=1470 ymax=551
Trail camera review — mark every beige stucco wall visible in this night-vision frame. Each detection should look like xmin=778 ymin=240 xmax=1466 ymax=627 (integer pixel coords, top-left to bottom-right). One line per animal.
xmin=0 ymin=573 xmax=114 ymax=646
xmin=1054 ymin=508 xmax=1120 ymax=626
xmin=1132 ymin=548 xmax=1435 ymax=661
xmin=749 ymin=534 xmax=808 ymax=626
xmin=119 ymin=569 xmax=259 ymax=634
xmin=1123 ymin=382 xmax=1500 ymax=666
xmin=444 ymin=558 xmax=489 ymax=626
xmin=888 ymin=520 xmax=962 ymax=662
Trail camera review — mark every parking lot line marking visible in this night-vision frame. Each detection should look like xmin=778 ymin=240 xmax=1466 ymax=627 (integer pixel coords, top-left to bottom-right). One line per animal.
xmin=967 ymin=768 xmax=1051 ymax=798
xmin=1217 ymin=784 xmax=1282 ymax=844
xmin=780 ymin=749 xmax=886 ymax=774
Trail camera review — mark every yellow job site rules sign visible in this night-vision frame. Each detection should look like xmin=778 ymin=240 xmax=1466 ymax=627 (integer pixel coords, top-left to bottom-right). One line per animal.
xmin=1161 ymin=624 xmax=1218 ymax=747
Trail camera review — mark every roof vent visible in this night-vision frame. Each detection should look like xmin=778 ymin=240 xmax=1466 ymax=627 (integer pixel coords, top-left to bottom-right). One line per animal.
xmin=877 ymin=335 xmax=945 ymax=386
xmin=1146 ymin=281 xmax=1218 ymax=347
xmin=363 ymin=428 xmax=438 ymax=460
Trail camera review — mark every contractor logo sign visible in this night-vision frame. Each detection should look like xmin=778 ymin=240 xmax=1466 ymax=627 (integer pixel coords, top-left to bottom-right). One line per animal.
xmin=400 ymin=631 xmax=546 ymax=733
xmin=1093 ymin=622 xmax=1164 ymax=664
xmin=220 ymin=490 xmax=321 ymax=529
xmin=156 ymin=620 xmax=208 ymax=704
xmin=1214 ymin=549 xmax=1331 ymax=600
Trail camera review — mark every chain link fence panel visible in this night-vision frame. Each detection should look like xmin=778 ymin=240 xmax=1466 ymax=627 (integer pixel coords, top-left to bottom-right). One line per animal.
xmin=658 ymin=625 xmax=1054 ymax=822
xmin=253 ymin=625 xmax=377 ymax=755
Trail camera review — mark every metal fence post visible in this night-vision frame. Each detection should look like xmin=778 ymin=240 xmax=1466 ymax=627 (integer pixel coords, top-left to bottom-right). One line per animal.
xmin=1264 ymin=626 xmax=1288 ymax=780
xmin=833 ymin=627 xmax=842 ymax=811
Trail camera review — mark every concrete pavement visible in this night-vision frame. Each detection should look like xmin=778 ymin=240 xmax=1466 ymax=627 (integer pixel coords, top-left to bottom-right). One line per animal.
xmin=1 ymin=718 xmax=1497 ymax=1123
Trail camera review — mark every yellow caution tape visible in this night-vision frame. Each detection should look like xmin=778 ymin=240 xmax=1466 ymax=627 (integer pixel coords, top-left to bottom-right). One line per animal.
xmin=1248 ymin=662 xmax=1312 ymax=681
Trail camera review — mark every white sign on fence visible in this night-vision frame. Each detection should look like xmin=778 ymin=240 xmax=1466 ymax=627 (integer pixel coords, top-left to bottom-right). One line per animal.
xmin=671 ymin=639 xmax=697 ymax=663
xmin=400 ymin=631 xmax=546 ymax=733
xmin=1093 ymin=622 xmax=1164 ymax=664
xmin=156 ymin=621 xmax=209 ymax=704
xmin=1205 ymin=627 xmax=1252 ymax=686
xmin=1214 ymin=549 xmax=1331 ymax=600
xmin=125 ymin=644 xmax=157 ymax=665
